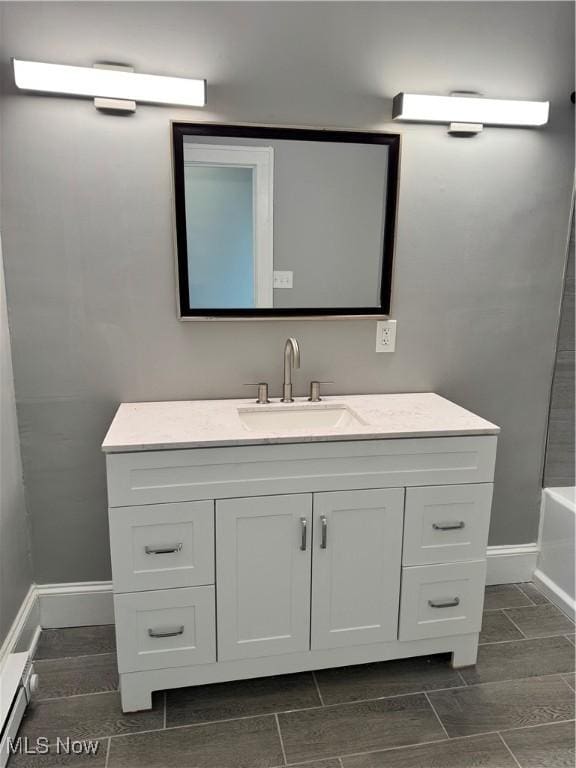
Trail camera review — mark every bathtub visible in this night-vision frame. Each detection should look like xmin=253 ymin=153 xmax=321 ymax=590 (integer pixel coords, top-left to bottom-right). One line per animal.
xmin=534 ymin=487 xmax=575 ymax=619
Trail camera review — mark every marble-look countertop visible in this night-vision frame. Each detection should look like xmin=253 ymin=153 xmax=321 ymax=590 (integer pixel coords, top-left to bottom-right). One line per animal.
xmin=102 ymin=393 xmax=500 ymax=453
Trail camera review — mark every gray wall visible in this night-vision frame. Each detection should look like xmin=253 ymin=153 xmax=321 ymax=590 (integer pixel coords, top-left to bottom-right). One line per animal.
xmin=544 ymin=208 xmax=575 ymax=487
xmin=0 ymin=164 xmax=33 ymax=639
xmin=0 ymin=2 xmax=573 ymax=584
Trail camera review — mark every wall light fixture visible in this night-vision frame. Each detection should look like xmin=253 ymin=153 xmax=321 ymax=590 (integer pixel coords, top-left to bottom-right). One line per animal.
xmin=13 ymin=59 xmax=206 ymax=111
xmin=392 ymin=93 xmax=549 ymax=134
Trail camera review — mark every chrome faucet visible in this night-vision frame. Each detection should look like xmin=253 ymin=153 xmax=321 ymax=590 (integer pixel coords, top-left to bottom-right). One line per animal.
xmin=281 ymin=337 xmax=301 ymax=403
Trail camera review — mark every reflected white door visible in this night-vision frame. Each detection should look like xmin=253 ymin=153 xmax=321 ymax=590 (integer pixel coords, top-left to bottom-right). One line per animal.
xmin=184 ymin=143 xmax=274 ymax=308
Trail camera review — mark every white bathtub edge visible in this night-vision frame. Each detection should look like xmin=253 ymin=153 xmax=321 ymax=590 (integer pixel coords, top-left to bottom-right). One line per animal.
xmin=533 ymin=568 xmax=576 ymax=621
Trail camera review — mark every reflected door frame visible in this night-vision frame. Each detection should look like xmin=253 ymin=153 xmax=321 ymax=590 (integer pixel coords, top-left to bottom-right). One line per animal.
xmin=183 ymin=143 xmax=274 ymax=308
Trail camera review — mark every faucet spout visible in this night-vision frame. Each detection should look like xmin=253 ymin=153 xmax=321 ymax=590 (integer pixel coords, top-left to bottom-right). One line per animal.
xmin=281 ymin=337 xmax=300 ymax=403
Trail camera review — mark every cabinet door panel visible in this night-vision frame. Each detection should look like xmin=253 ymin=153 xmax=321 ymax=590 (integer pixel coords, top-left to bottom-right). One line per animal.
xmin=216 ymin=494 xmax=312 ymax=661
xmin=311 ymin=488 xmax=404 ymax=650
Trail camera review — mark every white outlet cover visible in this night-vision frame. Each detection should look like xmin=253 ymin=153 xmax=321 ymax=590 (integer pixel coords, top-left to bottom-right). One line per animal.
xmin=273 ymin=270 xmax=293 ymax=289
xmin=375 ymin=320 xmax=397 ymax=353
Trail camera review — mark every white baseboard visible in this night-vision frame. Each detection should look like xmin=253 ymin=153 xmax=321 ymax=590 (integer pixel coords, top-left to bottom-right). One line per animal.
xmin=0 ymin=585 xmax=40 ymax=671
xmin=37 ymin=581 xmax=114 ymax=629
xmin=485 ymin=544 xmax=539 ymax=585
xmin=533 ymin=569 xmax=576 ymax=621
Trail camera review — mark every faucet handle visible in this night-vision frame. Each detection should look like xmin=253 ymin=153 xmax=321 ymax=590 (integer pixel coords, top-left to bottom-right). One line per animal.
xmin=243 ymin=383 xmax=270 ymax=404
xmin=308 ymin=381 xmax=334 ymax=402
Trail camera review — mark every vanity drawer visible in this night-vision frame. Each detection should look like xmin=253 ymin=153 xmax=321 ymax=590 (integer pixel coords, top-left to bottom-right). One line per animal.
xmin=114 ymin=586 xmax=216 ymax=673
xmin=109 ymin=501 xmax=214 ymax=593
xmin=399 ymin=560 xmax=486 ymax=641
xmin=402 ymin=484 xmax=492 ymax=566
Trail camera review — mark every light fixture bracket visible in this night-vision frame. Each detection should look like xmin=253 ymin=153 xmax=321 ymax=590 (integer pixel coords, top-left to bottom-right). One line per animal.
xmin=93 ymin=64 xmax=136 ymax=113
xmin=448 ymin=122 xmax=483 ymax=136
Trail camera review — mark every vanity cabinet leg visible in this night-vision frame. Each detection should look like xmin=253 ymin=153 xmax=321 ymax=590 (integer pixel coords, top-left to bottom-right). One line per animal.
xmin=120 ymin=674 xmax=153 ymax=712
xmin=451 ymin=634 xmax=479 ymax=668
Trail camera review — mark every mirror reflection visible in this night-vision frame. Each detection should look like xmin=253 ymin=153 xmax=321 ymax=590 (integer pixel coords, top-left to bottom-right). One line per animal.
xmin=173 ymin=125 xmax=400 ymax=318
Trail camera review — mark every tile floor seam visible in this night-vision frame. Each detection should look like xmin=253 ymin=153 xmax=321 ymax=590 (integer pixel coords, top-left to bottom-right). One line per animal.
xmin=284 ymin=732 xmax=487 ymax=766
xmin=311 ymin=671 xmax=325 ymax=706
xmin=274 ymin=713 xmax=288 ymax=766
xmin=148 ymin=686 xmax=475 ymax=734
xmin=491 ymin=609 xmax=528 ymax=637
xmin=516 ymin=584 xmax=537 ymax=607
xmin=455 ymin=670 xmax=468 ymax=687
xmin=36 ymin=688 xmax=120 ymax=703
xmin=502 ymin=605 xmax=573 ymax=639
xmin=165 ymin=685 xmax=471 ymax=728
xmin=453 ymin=669 xmax=576 ymax=690
xmin=498 ymin=718 xmax=576 ymax=735
xmin=104 ymin=736 xmax=111 ymax=768
xmin=483 ymin=608 xmax=526 ymax=613
xmin=496 ymin=731 xmax=524 ymax=768
xmin=518 ymin=583 xmax=548 ymax=604
xmin=424 ymin=691 xmax=450 ymax=740
xmin=281 ymin=719 xmax=576 ymax=767
xmin=472 ymin=634 xmax=569 ymax=648
xmin=558 ymin=675 xmax=576 ymax=693
xmin=34 ymin=651 xmax=116 ymax=662
xmin=108 ymin=712 xmax=286 ymax=741
xmin=480 ymin=631 xmax=574 ymax=646
xmin=338 ymin=758 xmax=345 ymax=768
xmin=511 ymin=583 xmax=533 ymax=598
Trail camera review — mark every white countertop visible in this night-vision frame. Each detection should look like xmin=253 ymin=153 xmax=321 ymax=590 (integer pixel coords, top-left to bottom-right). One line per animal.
xmin=102 ymin=393 xmax=500 ymax=453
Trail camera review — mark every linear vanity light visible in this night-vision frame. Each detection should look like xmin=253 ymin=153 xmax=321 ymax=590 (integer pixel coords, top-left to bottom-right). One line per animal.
xmin=13 ymin=59 xmax=206 ymax=109
xmin=392 ymin=93 xmax=549 ymax=132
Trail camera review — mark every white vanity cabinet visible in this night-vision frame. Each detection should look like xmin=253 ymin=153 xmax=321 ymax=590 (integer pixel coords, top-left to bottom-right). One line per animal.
xmin=103 ymin=394 xmax=499 ymax=712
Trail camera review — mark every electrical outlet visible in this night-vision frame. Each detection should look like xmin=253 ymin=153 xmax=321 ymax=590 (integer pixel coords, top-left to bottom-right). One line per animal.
xmin=273 ymin=271 xmax=293 ymax=289
xmin=375 ymin=320 xmax=397 ymax=353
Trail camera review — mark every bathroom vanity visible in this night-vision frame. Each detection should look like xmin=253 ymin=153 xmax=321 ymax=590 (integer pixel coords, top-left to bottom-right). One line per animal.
xmin=103 ymin=393 xmax=499 ymax=712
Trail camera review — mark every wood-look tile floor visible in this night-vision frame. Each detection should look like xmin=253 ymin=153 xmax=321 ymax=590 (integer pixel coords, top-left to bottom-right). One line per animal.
xmin=9 ymin=583 xmax=575 ymax=768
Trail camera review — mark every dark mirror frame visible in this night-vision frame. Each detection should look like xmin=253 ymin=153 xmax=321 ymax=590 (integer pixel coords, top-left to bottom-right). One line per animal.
xmin=172 ymin=122 xmax=401 ymax=319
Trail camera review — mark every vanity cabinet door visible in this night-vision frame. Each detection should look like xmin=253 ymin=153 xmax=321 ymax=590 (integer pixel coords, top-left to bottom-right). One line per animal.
xmin=311 ymin=488 xmax=404 ymax=650
xmin=216 ymin=494 xmax=312 ymax=661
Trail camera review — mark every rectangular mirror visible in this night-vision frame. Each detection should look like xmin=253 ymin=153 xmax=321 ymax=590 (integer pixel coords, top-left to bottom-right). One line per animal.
xmin=172 ymin=123 xmax=400 ymax=319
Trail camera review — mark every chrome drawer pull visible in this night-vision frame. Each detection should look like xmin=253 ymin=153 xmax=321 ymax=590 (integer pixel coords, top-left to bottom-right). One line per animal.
xmin=320 ymin=516 xmax=328 ymax=549
xmin=428 ymin=597 xmax=460 ymax=609
xmin=144 ymin=543 xmax=183 ymax=555
xmin=300 ymin=518 xmax=308 ymax=551
xmin=148 ymin=625 xmax=185 ymax=638
xmin=432 ymin=521 xmax=465 ymax=531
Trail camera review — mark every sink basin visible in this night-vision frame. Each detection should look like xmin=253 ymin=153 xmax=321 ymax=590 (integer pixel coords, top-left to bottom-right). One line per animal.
xmin=237 ymin=404 xmax=366 ymax=432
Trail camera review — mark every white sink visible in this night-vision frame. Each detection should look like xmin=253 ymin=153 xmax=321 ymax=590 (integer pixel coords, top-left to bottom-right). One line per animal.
xmin=237 ymin=404 xmax=366 ymax=432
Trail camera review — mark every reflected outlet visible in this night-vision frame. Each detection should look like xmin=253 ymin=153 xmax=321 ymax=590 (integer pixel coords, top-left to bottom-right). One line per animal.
xmin=376 ymin=320 xmax=397 ymax=353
